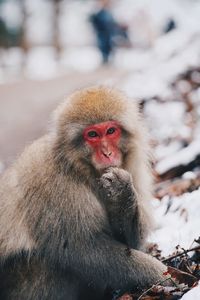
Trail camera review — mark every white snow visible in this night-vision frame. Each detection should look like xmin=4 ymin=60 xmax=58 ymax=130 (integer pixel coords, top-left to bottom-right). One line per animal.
xmin=156 ymin=140 xmax=200 ymax=175
xmin=181 ymin=284 xmax=200 ymax=300
xmin=60 ymin=46 xmax=101 ymax=72
xmin=144 ymin=100 xmax=191 ymax=145
xmin=0 ymin=0 xmax=22 ymax=29
xmin=151 ymin=188 xmax=200 ymax=256
xmin=154 ymin=141 xmax=183 ymax=162
xmin=25 ymin=47 xmax=60 ymax=80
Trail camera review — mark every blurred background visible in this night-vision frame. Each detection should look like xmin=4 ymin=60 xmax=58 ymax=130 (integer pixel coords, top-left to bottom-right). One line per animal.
xmin=0 ymin=0 xmax=200 ymax=169
xmin=1 ymin=0 xmax=200 ymax=289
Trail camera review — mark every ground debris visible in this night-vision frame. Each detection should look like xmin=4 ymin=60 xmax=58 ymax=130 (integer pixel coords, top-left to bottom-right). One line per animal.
xmin=154 ymin=170 xmax=200 ymax=199
xmin=117 ymin=239 xmax=200 ymax=300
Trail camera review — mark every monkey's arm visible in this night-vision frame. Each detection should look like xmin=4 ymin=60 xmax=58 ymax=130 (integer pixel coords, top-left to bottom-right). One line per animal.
xmin=15 ymin=172 xmax=165 ymax=295
xmin=62 ymin=231 xmax=167 ymax=296
xmin=98 ymin=167 xmax=150 ymax=249
xmin=0 ymin=169 xmax=167 ymax=296
xmin=32 ymin=206 xmax=167 ymax=296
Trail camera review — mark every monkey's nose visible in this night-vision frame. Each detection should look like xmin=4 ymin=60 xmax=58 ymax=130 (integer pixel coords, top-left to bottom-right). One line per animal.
xmin=101 ymin=141 xmax=112 ymax=158
xmin=102 ymin=151 xmax=112 ymax=158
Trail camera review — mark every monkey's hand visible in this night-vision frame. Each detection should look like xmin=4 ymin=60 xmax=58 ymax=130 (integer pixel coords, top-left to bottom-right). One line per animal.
xmin=99 ymin=168 xmax=151 ymax=250
xmin=99 ymin=168 xmax=142 ymax=247
xmin=99 ymin=167 xmax=136 ymax=207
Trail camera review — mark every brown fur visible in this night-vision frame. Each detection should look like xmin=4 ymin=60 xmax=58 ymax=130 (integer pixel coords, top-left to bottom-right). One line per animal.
xmin=0 ymin=86 xmax=166 ymax=300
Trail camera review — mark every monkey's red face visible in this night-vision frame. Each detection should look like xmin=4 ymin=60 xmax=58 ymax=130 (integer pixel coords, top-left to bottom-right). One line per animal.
xmin=83 ymin=121 xmax=122 ymax=170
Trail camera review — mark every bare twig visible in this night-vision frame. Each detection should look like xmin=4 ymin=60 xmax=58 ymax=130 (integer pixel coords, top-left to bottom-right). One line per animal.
xmin=162 ymin=245 xmax=200 ymax=263
xmin=137 ymin=277 xmax=172 ymax=300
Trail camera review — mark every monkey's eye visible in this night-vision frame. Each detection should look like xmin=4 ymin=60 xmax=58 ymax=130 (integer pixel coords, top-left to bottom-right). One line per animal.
xmin=107 ymin=127 xmax=116 ymax=135
xmin=88 ymin=131 xmax=98 ymax=138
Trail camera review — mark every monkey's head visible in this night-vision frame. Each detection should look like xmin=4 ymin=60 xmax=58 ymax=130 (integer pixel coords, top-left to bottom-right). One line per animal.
xmin=53 ymin=86 xmax=147 ymax=180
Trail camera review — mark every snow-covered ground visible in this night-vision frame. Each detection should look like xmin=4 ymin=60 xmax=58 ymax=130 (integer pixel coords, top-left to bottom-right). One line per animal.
xmin=143 ymin=90 xmax=200 ymax=259
xmin=182 ymin=283 xmax=200 ymax=300
xmin=151 ymin=189 xmax=200 ymax=256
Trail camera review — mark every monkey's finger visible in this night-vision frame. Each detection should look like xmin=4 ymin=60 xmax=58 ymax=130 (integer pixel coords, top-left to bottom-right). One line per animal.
xmin=104 ymin=167 xmax=132 ymax=185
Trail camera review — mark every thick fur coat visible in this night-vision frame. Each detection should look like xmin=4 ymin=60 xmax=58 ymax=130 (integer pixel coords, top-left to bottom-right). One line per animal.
xmin=0 ymin=87 xmax=166 ymax=300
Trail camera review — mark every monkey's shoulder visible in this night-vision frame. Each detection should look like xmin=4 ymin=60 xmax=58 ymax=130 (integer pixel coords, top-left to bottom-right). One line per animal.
xmin=0 ymin=135 xmax=53 ymax=195
xmin=17 ymin=134 xmax=53 ymax=170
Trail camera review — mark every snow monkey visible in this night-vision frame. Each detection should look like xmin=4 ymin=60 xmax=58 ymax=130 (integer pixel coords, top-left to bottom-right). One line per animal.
xmin=0 ymin=86 xmax=167 ymax=300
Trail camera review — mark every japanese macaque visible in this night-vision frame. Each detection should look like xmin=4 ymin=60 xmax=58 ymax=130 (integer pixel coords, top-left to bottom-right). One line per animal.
xmin=0 ymin=86 xmax=167 ymax=300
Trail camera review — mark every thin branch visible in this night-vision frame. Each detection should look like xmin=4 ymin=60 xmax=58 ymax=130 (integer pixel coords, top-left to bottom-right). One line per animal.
xmin=162 ymin=245 xmax=200 ymax=263
xmin=137 ymin=277 xmax=172 ymax=300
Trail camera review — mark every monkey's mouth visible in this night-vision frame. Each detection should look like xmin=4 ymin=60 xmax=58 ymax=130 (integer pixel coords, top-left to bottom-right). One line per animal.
xmin=91 ymin=149 xmax=122 ymax=172
xmin=94 ymin=158 xmax=122 ymax=172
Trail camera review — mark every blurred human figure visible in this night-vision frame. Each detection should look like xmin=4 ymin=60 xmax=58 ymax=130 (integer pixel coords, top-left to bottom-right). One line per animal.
xmin=0 ymin=17 xmax=8 ymax=48
xmin=163 ymin=18 xmax=177 ymax=34
xmin=90 ymin=0 xmax=130 ymax=64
